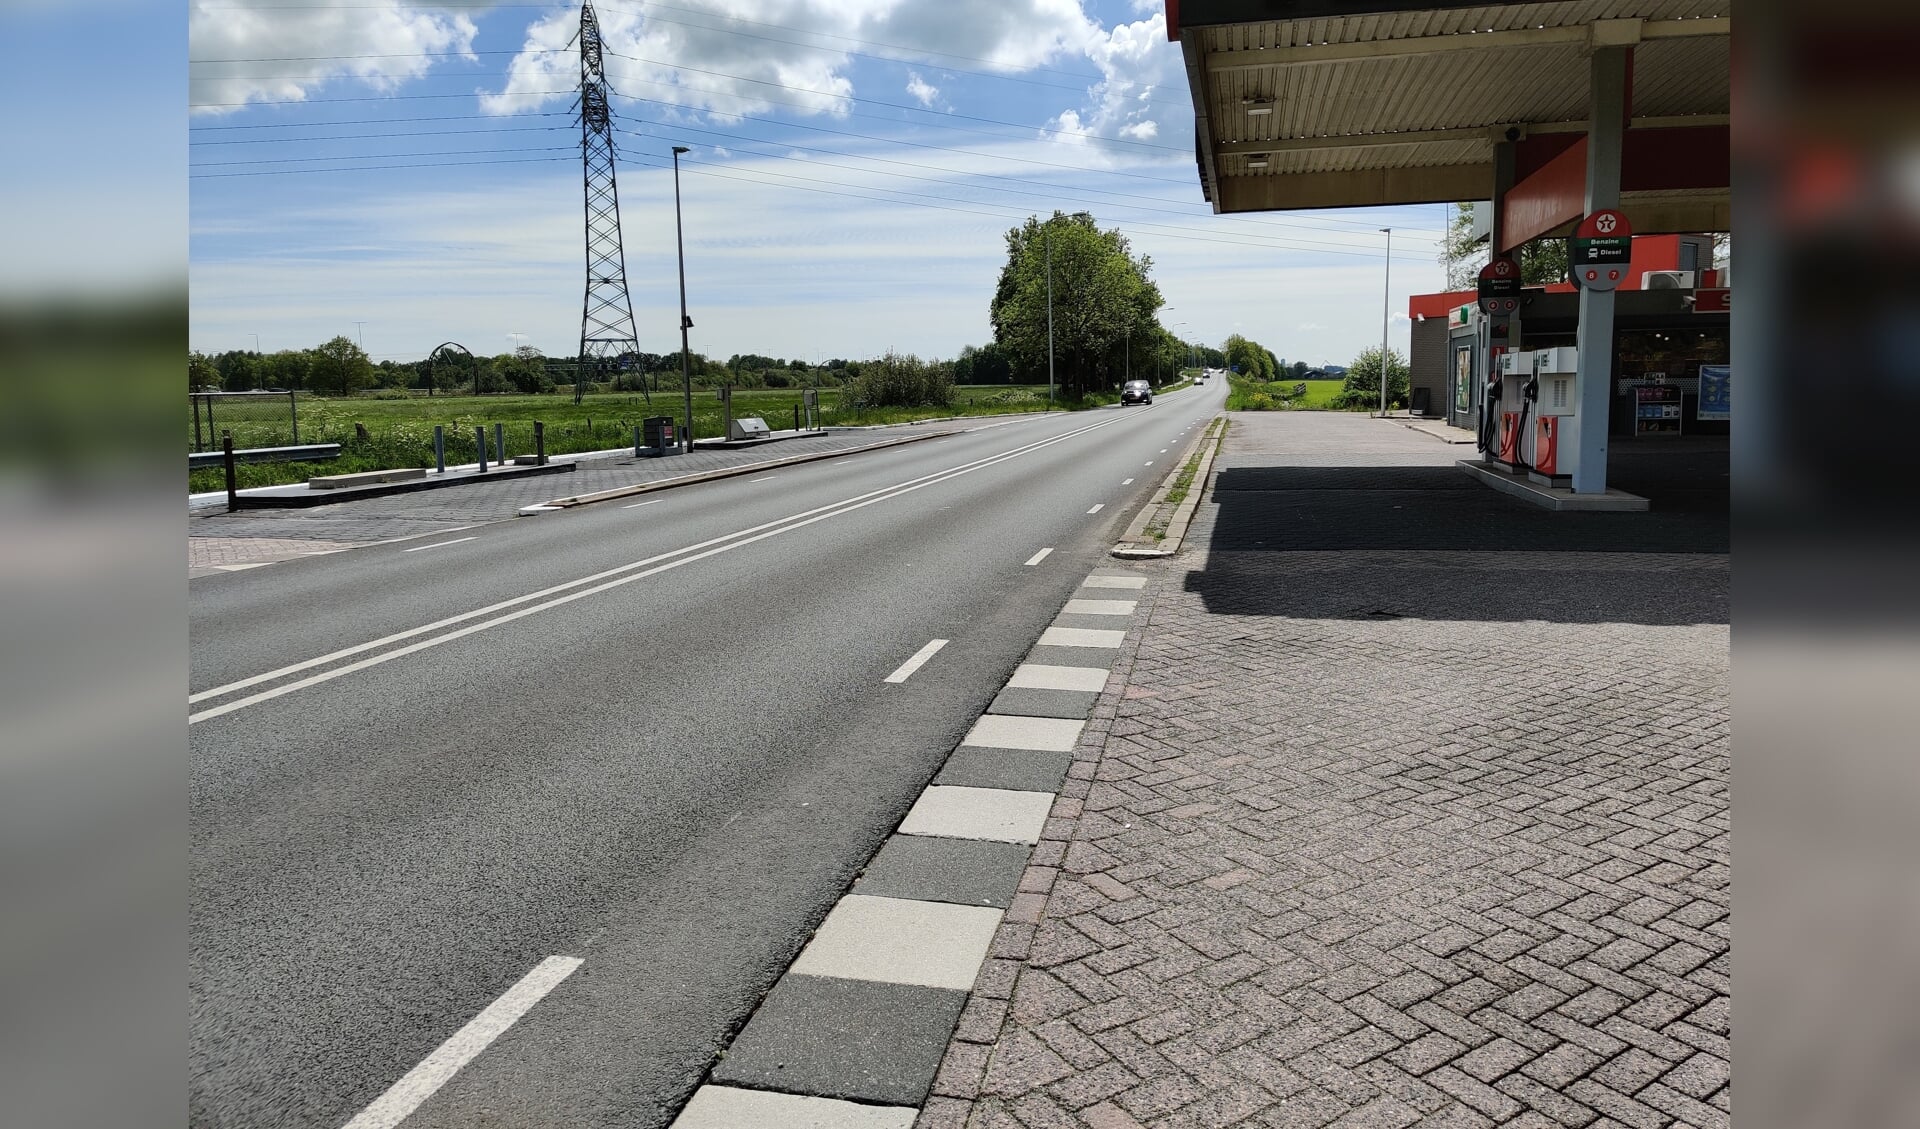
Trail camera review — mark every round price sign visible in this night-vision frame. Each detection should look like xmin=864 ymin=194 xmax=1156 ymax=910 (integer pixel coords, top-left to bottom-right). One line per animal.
xmin=1477 ymin=256 xmax=1521 ymax=315
xmin=1571 ymin=209 xmax=1632 ymax=291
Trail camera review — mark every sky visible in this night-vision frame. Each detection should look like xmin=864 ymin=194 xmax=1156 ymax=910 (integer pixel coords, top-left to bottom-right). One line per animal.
xmin=183 ymin=0 xmax=1454 ymax=367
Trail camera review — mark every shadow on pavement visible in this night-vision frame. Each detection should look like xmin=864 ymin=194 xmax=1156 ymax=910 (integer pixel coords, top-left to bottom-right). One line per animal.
xmin=1187 ymin=451 xmax=1728 ymax=626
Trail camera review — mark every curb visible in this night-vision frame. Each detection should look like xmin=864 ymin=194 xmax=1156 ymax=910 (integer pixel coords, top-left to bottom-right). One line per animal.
xmin=1110 ymin=414 xmax=1225 ymax=558
xmin=665 ymin=568 xmax=1156 ymax=1129
xmin=517 ymin=431 xmax=952 ymax=515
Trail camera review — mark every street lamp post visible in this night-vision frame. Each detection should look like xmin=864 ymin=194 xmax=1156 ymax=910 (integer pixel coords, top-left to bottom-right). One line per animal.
xmin=672 ymin=146 xmax=695 ymax=454
xmin=1045 ymin=225 xmax=1054 ymax=410
xmin=1379 ymin=227 xmax=1393 ymax=416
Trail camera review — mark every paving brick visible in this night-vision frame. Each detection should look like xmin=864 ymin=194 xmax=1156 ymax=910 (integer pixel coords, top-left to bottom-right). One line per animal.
xmin=943 ymin=414 xmax=1727 ymax=1129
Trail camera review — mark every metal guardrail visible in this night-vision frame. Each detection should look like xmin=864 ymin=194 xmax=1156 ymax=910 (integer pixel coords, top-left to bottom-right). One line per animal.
xmin=187 ymin=443 xmax=341 ymax=470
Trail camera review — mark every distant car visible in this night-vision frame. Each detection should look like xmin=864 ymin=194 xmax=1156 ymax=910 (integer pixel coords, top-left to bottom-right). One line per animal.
xmin=1121 ymin=380 xmax=1153 ymax=405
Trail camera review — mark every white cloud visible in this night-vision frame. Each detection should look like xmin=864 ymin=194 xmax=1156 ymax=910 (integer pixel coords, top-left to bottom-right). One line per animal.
xmin=485 ymin=1 xmax=1098 ymax=119
xmin=1044 ymin=11 xmax=1184 ymax=163
xmin=189 ymin=0 xmax=477 ymax=114
xmin=905 ymin=71 xmax=942 ymax=109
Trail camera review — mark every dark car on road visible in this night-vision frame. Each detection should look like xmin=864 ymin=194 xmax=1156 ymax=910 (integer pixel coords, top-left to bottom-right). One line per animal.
xmin=1121 ymin=380 xmax=1153 ymax=405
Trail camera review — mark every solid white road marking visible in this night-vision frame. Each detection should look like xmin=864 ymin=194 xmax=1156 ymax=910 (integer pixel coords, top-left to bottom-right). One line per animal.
xmin=749 ymin=475 xmax=778 ymax=482
xmin=1086 ymin=504 xmax=1104 ymax=514
xmin=963 ymin=714 xmax=1084 ymax=752
xmin=1023 ymin=548 xmax=1054 ymax=566
xmin=190 ymin=415 xmax=1132 ymax=721
xmin=340 ymin=956 xmax=582 ymax=1129
xmin=622 ymin=499 xmax=662 ymax=510
xmin=884 ymin=639 xmax=948 ymax=684
xmin=403 ymin=536 xmax=478 ymax=553
xmin=1039 ymin=626 xmax=1126 ymax=648
xmin=1063 ymin=598 xmax=1136 ymax=616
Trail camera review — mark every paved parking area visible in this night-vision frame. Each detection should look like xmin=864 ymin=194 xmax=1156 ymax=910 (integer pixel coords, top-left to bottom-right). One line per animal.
xmin=928 ymin=413 xmax=1729 ymax=1129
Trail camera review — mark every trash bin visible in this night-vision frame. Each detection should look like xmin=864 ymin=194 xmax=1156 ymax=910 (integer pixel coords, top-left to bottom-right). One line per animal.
xmin=1410 ymin=387 xmax=1432 ymax=416
xmin=642 ymin=416 xmax=677 ymax=455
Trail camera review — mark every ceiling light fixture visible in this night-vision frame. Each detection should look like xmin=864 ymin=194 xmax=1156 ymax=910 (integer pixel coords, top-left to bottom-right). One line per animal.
xmin=1244 ymin=99 xmax=1275 ymax=115
xmin=1246 ymin=154 xmax=1270 ymax=168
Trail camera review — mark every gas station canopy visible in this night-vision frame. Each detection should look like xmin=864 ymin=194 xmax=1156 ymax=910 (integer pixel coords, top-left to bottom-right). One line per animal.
xmin=1168 ymin=1 xmax=1730 ymax=245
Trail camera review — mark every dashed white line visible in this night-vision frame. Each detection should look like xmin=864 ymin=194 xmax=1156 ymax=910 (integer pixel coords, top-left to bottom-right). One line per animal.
xmin=749 ymin=475 xmax=778 ymax=483
xmin=403 ymin=536 xmax=477 ymax=553
xmin=1024 ymin=548 xmax=1054 ymax=566
xmin=622 ymin=498 xmax=662 ymax=510
xmin=340 ymin=956 xmax=582 ymax=1129
xmin=1144 ymin=461 xmax=1154 ymax=467
xmin=885 ymin=639 xmax=949 ymax=684
xmin=1122 ymin=478 xmax=1134 ymax=485
xmin=1160 ymin=448 xmax=1168 ymax=453
xmin=1086 ymin=504 xmax=1104 ymax=514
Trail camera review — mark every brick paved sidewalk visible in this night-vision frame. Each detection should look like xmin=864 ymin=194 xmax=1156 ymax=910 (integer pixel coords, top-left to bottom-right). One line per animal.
xmin=925 ymin=414 xmax=1729 ymax=1129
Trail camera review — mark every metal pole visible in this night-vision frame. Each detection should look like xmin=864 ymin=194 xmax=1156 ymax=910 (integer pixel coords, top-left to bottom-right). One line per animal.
xmin=223 ymin=430 xmax=238 ymax=512
xmin=434 ymin=426 xmax=446 ymax=473
xmin=1380 ymin=227 xmax=1393 ymax=415
xmin=673 ymin=146 xmax=695 ymax=454
xmin=1045 ymin=224 xmax=1055 ymax=410
xmin=193 ymin=394 xmax=204 ymax=453
xmin=535 ymin=421 xmax=546 ymax=465
xmin=288 ymin=390 xmax=298 ymax=444
xmin=475 ymin=426 xmax=488 ymax=472
xmin=494 ymin=423 xmax=505 ymax=465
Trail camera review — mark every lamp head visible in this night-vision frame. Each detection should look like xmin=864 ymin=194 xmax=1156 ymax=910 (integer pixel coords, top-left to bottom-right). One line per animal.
xmin=672 ymin=145 xmax=690 ymax=155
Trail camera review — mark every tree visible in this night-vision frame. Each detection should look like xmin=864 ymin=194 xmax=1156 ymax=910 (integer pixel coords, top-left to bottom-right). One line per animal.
xmin=1334 ymin=346 xmax=1411 ymax=409
xmin=1223 ymin=334 xmax=1277 ymax=380
xmin=990 ymin=212 xmax=1164 ymax=399
xmin=189 ymin=350 xmax=219 ymax=392
xmin=314 ymin=335 xmax=373 ymax=396
xmin=500 ymin=346 xmax=553 ymax=394
xmin=1440 ymin=202 xmax=1569 ymax=289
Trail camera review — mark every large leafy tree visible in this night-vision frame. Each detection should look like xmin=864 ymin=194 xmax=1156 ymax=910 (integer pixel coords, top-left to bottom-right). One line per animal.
xmin=1440 ymin=202 xmax=1569 ymax=289
xmin=990 ymin=212 xmax=1164 ymax=398
xmin=314 ymin=334 xmax=374 ymax=396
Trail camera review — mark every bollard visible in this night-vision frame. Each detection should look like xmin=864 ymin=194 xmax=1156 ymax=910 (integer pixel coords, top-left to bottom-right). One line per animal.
xmin=223 ymin=430 xmax=238 ymax=512
xmin=534 ymin=421 xmax=546 ymax=465
xmin=495 ymin=423 xmax=505 ymax=465
xmin=434 ymin=425 xmax=446 ymax=473
xmin=793 ymin=404 xmax=800 ymax=431
xmin=475 ymin=426 xmax=488 ymax=472
xmin=634 ymin=425 xmax=642 ymax=457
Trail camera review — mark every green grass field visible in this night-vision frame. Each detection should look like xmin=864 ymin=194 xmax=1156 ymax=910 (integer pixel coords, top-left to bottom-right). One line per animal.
xmin=1224 ymin=377 xmax=1349 ymax=412
xmin=187 ymin=384 xmax=1120 ymax=492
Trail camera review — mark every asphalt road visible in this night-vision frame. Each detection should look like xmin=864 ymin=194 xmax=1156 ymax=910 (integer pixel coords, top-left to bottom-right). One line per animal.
xmin=188 ymin=382 xmax=1224 ymax=1129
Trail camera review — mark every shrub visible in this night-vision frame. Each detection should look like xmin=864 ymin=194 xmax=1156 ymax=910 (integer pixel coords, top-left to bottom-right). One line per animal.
xmin=845 ymin=351 xmax=952 ymax=408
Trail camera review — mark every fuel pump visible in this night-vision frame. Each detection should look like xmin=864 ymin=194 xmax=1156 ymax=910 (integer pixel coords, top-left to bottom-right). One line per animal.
xmin=1494 ymin=351 xmax=1532 ymax=468
xmin=1529 ymin=348 xmax=1578 ymax=484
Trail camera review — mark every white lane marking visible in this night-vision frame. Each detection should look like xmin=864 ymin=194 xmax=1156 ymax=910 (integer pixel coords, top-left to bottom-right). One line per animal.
xmin=1086 ymin=504 xmax=1104 ymax=514
xmin=190 ymin=416 xmax=1130 ymax=720
xmin=1160 ymin=448 xmax=1168 ymax=453
xmin=622 ymin=499 xmax=662 ymax=510
xmin=403 ymin=536 xmax=478 ymax=554
xmin=212 ymin=562 xmax=273 ymax=572
xmin=341 ymin=956 xmax=582 ymax=1129
xmin=884 ymin=639 xmax=949 ymax=684
xmin=1122 ymin=478 xmax=1134 ymax=485
xmin=1144 ymin=461 xmax=1154 ymax=467
xmin=749 ymin=475 xmax=778 ymax=482
xmin=1024 ymin=548 xmax=1053 ymax=566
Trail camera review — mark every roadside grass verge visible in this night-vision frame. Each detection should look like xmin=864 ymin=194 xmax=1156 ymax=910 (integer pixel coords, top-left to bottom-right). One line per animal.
xmin=1145 ymin=417 xmax=1226 ymax=541
xmin=187 ymin=384 xmax=1081 ymax=492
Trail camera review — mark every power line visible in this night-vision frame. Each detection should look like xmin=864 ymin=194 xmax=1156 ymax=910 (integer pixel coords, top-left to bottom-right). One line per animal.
xmin=189 ymin=155 xmax=573 ymax=179
xmin=191 ymin=124 xmax=567 ymax=146
xmin=191 ymin=144 xmax=574 ymax=168
xmin=190 ymin=111 xmax=565 ymax=131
